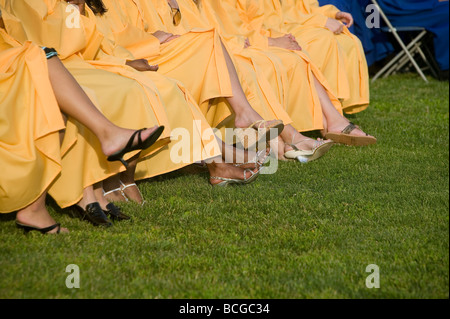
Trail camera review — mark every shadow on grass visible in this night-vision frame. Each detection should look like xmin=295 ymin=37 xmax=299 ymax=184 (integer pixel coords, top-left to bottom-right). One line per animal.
xmin=139 ymin=164 xmax=209 ymax=185
xmin=0 ymin=211 xmax=16 ymax=222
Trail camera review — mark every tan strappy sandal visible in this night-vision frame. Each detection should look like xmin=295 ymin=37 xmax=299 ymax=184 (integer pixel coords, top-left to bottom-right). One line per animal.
xmin=284 ymin=135 xmax=334 ymax=163
xmin=235 ymin=120 xmax=284 ymax=150
xmin=210 ymin=168 xmax=261 ymax=187
xmin=233 ymin=148 xmax=271 ymax=169
xmin=324 ymin=122 xmax=377 ymax=146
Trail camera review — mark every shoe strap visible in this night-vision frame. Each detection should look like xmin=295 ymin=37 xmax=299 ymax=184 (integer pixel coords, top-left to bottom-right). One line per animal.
xmin=39 ymin=223 xmax=61 ymax=234
xmin=103 ymin=187 xmax=125 ymax=197
xmin=86 ymin=202 xmax=108 ymax=219
xmin=244 ymin=168 xmax=260 ymax=181
xmin=249 ymin=119 xmax=281 ymax=130
xmin=127 ymin=129 xmax=146 ymax=152
xmin=210 ymin=176 xmax=232 ymax=182
xmin=249 ymin=120 xmax=264 ymax=129
xmin=120 ymin=182 xmax=138 ymax=191
xmin=342 ymin=122 xmax=357 ymax=135
xmin=211 ymin=169 xmax=259 ymax=183
xmin=105 ymin=203 xmax=122 ymax=218
xmin=120 ymin=181 xmax=141 ymax=196
xmin=288 ymin=133 xmax=311 ymax=151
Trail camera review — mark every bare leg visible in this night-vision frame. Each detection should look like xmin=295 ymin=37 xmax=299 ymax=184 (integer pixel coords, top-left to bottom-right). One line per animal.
xmin=46 ymin=57 xmax=161 ymax=157
xmin=77 ymin=185 xmax=99 ymax=209
xmin=119 ymin=157 xmax=144 ymax=205
xmin=101 ymin=152 xmax=143 ymax=204
xmin=206 ymin=160 xmax=259 ymax=186
xmin=220 ymin=41 xmax=277 ymax=129
xmin=93 ymin=183 xmax=115 ymax=210
xmin=15 ymin=193 xmax=69 ymax=234
xmin=312 ymin=76 xmax=373 ymax=138
xmin=273 ymin=124 xmax=323 ymax=159
xmin=75 ymin=185 xmax=112 ymax=227
xmin=217 ymin=135 xmax=257 ymax=164
xmin=102 ymin=175 xmax=127 ymax=203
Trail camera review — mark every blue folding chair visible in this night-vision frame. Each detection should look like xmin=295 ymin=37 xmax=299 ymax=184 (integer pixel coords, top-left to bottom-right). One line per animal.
xmin=370 ymin=0 xmax=439 ymax=83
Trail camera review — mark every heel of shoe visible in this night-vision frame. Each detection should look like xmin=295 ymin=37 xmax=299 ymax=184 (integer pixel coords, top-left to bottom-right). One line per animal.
xmin=16 ymin=223 xmax=32 ymax=233
xmin=296 ymin=155 xmax=309 ymax=164
xmin=119 ymin=157 xmax=129 ymax=168
xmin=107 ymin=155 xmax=129 ymax=168
xmin=106 ymin=126 xmax=165 ymax=168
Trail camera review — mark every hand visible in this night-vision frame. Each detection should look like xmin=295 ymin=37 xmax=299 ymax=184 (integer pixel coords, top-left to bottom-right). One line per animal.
xmin=285 ymin=33 xmax=296 ymax=41
xmin=325 ymin=18 xmax=344 ymax=34
xmin=126 ymin=59 xmax=159 ymax=72
xmin=152 ymin=30 xmax=180 ymax=44
xmin=335 ymin=11 xmax=354 ymax=28
xmin=268 ymin=34 xmax=302 ymax=51
xmin=244 ymin=38 xmax=251 ymax=49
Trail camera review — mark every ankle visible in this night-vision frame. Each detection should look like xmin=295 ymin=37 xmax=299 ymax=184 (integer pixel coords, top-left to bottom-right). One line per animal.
xmin=77 ymin=198 xmax=96 ymax=209
xmin=119 ymin=172 xmax=136 ymax=185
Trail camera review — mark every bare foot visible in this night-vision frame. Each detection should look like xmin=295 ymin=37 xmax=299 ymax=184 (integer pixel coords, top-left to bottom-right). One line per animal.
xmin=221 ymin=141 xmax=257 ymax=165
xmin=16 ymin=207 xmax=68 ymax=234
xmin=235 ymin=147 xmax=271 ymax=169
xmin=101 ymin=126 xmax=161 ymax=158
xmin=234 ymin=108 xmax=282 ymax=130
xmin=283 ymin=133 xmax=327 ymax=153
xmin=120 ymin=182 xmax=144 ymax=205
xmin=103 ymin=176 xmax=128 ymax=203
xmin=119 ymin=169 xmax=145 ymax=204
xmin=207 ymin=162 xmax=259 ymax=186
xmin=326 ymin=120 xmax=375 ymax=138
xmin=271 ymin=137 xmax=286 ymax=160
xmin=103 ymin=188 xmax=128 ymax=203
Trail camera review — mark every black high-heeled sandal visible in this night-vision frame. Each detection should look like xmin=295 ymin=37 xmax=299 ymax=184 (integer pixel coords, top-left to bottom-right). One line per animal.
xmin=72 ymin=203 xmax=112 ymax=228
xmin=103 ymin=203 xmax=131 ymax=221
xmin=107 ymin=126 xmax=165 ymax=168
xmin=16 ymin=222 xmax=61 ymax=234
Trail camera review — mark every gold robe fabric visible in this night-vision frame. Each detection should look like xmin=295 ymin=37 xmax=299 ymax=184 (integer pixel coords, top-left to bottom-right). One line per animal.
xmin=141 ymin=0 xmax=294 ymax=142
xmin=170 ymin=0 xmax=294 ymax=131
xmin=97 ymin=0 xmax=234 ymax=128
xmin=0 ymin=0 xmax=173 ymax=208
xmin=277 ymin=0 xmax=370 ymax=113
xmin=201 ymin=0 xmax=342 ymax=132
xmin=0 ymin=32 xmax=65 ymax=213
xmin=69 ymin=5 xmax=222 ymax=185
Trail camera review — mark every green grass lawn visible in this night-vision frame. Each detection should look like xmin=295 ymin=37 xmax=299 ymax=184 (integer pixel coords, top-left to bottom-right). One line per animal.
xmin=0 ymin=74 xmax=448 ymax=299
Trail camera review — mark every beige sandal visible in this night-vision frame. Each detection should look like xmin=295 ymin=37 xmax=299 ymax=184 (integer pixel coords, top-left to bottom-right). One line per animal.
xmin=284 ymin=135 xmax=334 ymax=163
xmin=235 ymin=120 xmax=284 ymax=150
xmin=233 ymin=148 xmax=271 ymax=169
xmin=210 ymin=168 xmax=261 ymax=187
xmin=325 ymin=122 xmax=377 ymax=146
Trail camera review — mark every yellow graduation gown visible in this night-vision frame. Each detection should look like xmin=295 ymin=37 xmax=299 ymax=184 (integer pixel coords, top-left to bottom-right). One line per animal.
xmin=202 ymin=0 xmax=342 ymax=132
xmin=280 ymin=0 xmax=370 ymax=113
xmin=263 ymin=0 xmax=350 ymax=101
xmin=0 ymin=0 xmax=172 ymax=208
xmin=148 ymin=0 xmax=294 ymax=138
xmin=98 ymin=0 xmax=233 ymax=128
xmin=75 ymin=6 xmax=222 ymax=184
xmin=0 ymin=32 xmax=64 ymax=213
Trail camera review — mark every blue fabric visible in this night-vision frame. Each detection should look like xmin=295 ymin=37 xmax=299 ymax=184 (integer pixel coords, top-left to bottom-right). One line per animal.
xmin=376 ymin=0 xmax=449 ymax=71
xmin=318 ymin=0 xmax=394 ymax=66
